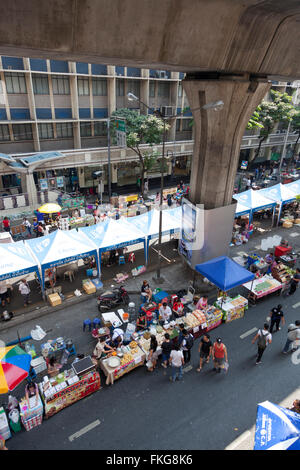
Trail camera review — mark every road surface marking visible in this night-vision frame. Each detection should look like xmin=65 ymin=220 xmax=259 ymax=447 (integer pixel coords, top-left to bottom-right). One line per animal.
xmin=68 ymin=420 xmax=101 ymax=442
xmin=292 ymin=302 xmax=300 ymax=309
xmin=225 ymin=430 xmax=251 ymax=450
xmin=240 ymin=327 xmax=257 ymax=339
xmin=289 ymin=232 xmax=300 ymax=237
xmin=183 ymin=365 xmax=193 ymax=374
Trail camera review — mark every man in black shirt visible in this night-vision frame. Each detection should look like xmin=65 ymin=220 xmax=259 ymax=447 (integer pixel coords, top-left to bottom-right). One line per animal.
xmin=197 ymin=334 xmax=213 ymax=372
xmin=289 ymin=268 xmax=300 ymax=296
xmin=269 ymin=304 xmax=285 ymax=333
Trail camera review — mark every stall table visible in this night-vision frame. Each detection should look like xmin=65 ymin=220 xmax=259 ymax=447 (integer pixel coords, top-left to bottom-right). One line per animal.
xmin=19 ymin=395 xmax=44 ymax=431
xmin=40 ymin=360 xmax=100 ymax=418
xmin=99 ymin=343 xmax=145 ymax=385
xmin=243 ymin=275 xmax=282 ymax=304
xmin=215 ymin=295 xmax=248 ymax=323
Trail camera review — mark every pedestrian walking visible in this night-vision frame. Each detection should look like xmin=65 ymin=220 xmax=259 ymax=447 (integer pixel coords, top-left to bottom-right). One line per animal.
xmin=161 ymin=333 xmax=173 ymax=369
xmin=18 ymin=279 xmax=31 ymax=307
xmin=282 ymin=321 xmax=300 ymax=354
xmin=252 ymin=323 xmax=272 ymax=365
xmin=269 ymin=304 xmax=285 ymax=333
xmin=147 ymin=335 xmax=159 ymax=372
xmin=181 ymin=329 xmax=194 ymax=363
xmin=169 ymin=343 xmax=184 ymax=382
xmin=37 ymin=223 xmax=45 ymax=237
xmin=212 ymin=338 xmax=228 ymax=373
xmin=288 ymin=268 xmax=300 ymax=296
xmin=197 ymin=334 xmax=213 ymax=372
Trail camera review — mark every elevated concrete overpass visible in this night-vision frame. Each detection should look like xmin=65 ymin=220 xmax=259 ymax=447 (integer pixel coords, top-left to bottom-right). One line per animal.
xmin=0 ymin=0 xmax=299 ymax=262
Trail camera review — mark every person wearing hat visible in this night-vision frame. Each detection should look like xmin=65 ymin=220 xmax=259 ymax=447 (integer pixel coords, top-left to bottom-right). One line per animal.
xmin=212 ymin=338 xmax=228 ymax=373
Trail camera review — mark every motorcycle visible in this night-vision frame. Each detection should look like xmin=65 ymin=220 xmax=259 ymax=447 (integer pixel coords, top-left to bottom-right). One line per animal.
xmin=97 ymin=286 xmax=130 ymax=313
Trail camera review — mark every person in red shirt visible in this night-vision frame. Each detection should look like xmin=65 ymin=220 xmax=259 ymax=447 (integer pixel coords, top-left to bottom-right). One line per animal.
xmin=172 ymin=300 xmax=185 ymax=317
xmin=2 ymin=217 xmax=10 ymax=233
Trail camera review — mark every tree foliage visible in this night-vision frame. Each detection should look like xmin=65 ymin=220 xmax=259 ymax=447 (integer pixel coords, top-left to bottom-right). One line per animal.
xmin=110 ymin=108 xmax=169 ymax=196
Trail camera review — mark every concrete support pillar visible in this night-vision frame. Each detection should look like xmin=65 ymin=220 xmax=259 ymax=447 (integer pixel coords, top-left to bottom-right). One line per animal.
xmin=183 ymin=74 xmax=271 ymax=209
xmin=25 ymin=172 xmax=38 ymax=206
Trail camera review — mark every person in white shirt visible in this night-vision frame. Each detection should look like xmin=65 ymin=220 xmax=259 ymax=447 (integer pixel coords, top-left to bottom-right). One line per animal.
xmin=169 ymin=344 xmax=184 ymax=382
xmin=22 ymin=218 xmax=32 ymax=236
xmin=252 ymin=323 xmax=272 ymax=365
xmin=18 ymin=279 xmax=31 ymax=307
xmin=159 ymin=302 xmax=172 ymax=324
xmin=111 ymin=328 xmax=124 ymax=348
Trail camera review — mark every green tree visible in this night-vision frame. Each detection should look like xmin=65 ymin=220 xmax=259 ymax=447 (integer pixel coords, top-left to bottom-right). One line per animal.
xmin=290 ymin=108 xmax=300 ymax=163
xmin=110 ymin=108 xmax=169 ymax=196
xmin=248 ymin=90 xmax=295 ymax=162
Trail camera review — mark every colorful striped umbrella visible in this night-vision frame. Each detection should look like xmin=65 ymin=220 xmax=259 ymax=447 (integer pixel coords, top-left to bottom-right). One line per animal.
xmin=0 ymin=345 xmax=32 ymax=394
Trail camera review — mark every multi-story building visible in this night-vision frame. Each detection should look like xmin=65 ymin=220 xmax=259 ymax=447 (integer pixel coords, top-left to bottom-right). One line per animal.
xmin=0 ymin=55 xmax=299 ymax=201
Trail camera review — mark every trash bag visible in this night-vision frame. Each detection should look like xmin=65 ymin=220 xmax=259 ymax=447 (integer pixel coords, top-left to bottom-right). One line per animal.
xmin=7 ymin=395 xmax=18 ymax=411
xmin=8 ymin=408 xmax=20 ymax=423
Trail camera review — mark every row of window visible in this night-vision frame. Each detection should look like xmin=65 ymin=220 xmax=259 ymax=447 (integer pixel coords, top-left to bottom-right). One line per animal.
xmin=0 ymin=73 xmax=173 ymax=99
xmin=0 ymin=121 xmax=108 ymax=141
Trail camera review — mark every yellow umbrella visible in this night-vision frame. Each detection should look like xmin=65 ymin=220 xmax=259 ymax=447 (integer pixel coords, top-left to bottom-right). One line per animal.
xmin=38 ymin=203 xmax=61 ymax=214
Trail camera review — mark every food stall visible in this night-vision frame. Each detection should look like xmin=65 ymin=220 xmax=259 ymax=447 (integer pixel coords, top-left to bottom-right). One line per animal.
xmin=242 ymin=274 xmax=282 ymax=304
xmin=271 ymin=262 xmax=295 ymax=291
xmin=99 ymin=341 xmax=146 ymax=385
xmin=39 ymin=356 xmax=100 ymax=418
xmin=19 ymin=394 xmax=44 ymax=431
xmin=215 ymin=295 xmax=248 ymax=323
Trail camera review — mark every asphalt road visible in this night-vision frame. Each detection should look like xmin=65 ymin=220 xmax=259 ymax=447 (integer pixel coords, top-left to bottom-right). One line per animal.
xmin=1 ymin=283 xmax=300 ymax=451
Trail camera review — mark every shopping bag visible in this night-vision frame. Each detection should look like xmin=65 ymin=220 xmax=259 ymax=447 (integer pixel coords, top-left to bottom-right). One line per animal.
xmin=222 ymin=361 xmax=229 ymax=373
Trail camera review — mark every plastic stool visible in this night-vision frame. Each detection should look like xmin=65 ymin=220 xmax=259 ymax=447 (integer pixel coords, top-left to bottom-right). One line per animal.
xmin=83 ymin=319 xmax=92 ymax=331
xmin=93 ymin=318 xmax=101 ymax=329
xmin=119 ymin=256 xmax=125 ymax=265
xmin=86 ymin=269 xmax=93 ymax=277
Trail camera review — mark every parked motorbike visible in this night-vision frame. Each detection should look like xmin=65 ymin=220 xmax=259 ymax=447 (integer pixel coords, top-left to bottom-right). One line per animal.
xmin=97 ymin=286 xmax=130 ymax=312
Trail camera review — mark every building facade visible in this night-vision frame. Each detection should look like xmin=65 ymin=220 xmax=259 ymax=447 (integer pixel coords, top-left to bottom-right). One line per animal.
xmin=0 ymin=55 xmax=299 ymax=197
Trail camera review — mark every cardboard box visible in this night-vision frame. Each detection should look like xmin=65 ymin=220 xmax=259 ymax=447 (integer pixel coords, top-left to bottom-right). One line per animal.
xmin=48 ymin=293 xmax=62 ymax=306
xmin=83 ymin=281 xmax=96 ymax=294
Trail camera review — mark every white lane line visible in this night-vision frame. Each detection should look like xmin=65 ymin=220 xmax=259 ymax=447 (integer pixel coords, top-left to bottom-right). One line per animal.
xmin=240 ymin=327 xmax=257 ymax=339
xmin=292 ymin=302 xmax=300 ymax=309
xmin=225 ymin=430 xmax=251 ymax=450
xmin=68 ymin=419 xmax=101 ymax=442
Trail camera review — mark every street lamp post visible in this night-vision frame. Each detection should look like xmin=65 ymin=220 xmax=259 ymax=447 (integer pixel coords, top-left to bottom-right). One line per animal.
xmin=107 ymin=117 xmax=112 ymax=201
xmin=127 ymin=92 xmax=224 ymax=283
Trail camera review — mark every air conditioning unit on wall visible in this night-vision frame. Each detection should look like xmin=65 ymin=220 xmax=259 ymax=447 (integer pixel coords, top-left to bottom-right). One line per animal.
xmin=160 ymin=106 xmax=175 ymax=117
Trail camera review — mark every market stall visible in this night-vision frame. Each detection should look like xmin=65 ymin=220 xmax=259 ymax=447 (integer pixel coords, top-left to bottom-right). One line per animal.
xmin=195 ymin=256 xmax=254 ymax=323
xmin=19 ymin=393 xmax=44 ymax=431
xmin=99 ymin=341 xmax=145 ymax=385
xmin=233 ymin=188 xmax=276 ymax=228
xmin=26 ymin=229 xmax=99 ymax=291
xmin=39 ymin=356 xmax=100 ymax=418
xmin=242 ymin=274 xmax=282 ymax=304
xmin=0 ymin=240 xmax=40 ymax=284
xmin=258 ymin=183 xmax=296 ymax=226
xmin=215 ymin=295 xmax=248 ymax=323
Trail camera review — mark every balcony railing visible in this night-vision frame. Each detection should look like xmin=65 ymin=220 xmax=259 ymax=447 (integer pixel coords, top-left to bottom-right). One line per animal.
xmin=0 ymin=190 xmax=48 ymax=211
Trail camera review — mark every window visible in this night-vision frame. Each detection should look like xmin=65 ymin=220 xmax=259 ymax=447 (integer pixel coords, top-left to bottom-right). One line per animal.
xmin=94 ymin=121 xmax=107 ymax=136
xmin=116 ymin=79 xmax=124 ymax=97
xmin=5 ymin=72 xmax=27 ymax=94
xmin=177 ymin=83 xmax=182 ymax=98
xmin=77 ymin=77 xmax=89 ymax=96
xmin=12 ymin=123 xmax=33 ymax=141
xmin=92 ymin=78 xmax=107 ymax=96
xmin=176 ymin=119 xmax=181 ymax=132
xmin=32 ymin=74 xmax=49 ymax=94
xmin=127 ymin=80 xmax=140 ymax=98
xmin=149 ymin=81 xmax=155 ymax=98
xmin=56 ymin=122 xmax=73 ymax=138
xmin=52 ymin=75 xmax=70 ymax=95
xmin=158 ymin=82 xmax=170 ymax=98
xmin=80 ymin=122 xmax=92 ymax=137
xmin=0 ymin=124 xmax=10 ymax=141
xmin=182 ymin=119 xmax=192 ymax=131
xmin=38 ymin=123 xmax=54 ymax=140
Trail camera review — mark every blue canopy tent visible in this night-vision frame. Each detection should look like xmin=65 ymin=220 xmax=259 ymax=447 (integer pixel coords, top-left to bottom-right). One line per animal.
xmin=195 ymin=255 xmax=254 ymax=292
xmin=0 ymin=241 xmax=40 ymax=282
xmin=258 ymin=183 xmax=296 ymax=225
xmin=233 ymin=188 xmax=276 ymax=225
xmin=235 ymin=202 xmax=251 ymax=217
xmin=254 ymin=401 xmax=300 ymax=450
xmin=26 ymin=229 xmax=99 ymax=290
xmin=79 ymin=218 xmax=147 ymax=268
xmin=285 ymin=179 xmax=300 ymax=196
xmin=127 ymin=209 xmax=181 ymax=262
